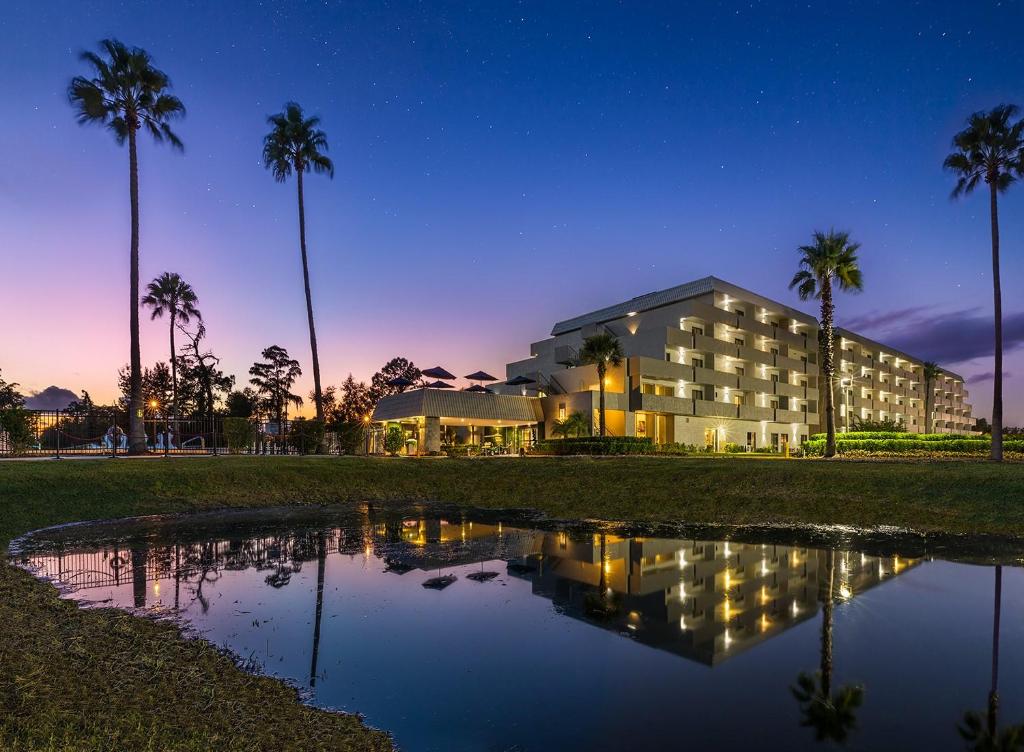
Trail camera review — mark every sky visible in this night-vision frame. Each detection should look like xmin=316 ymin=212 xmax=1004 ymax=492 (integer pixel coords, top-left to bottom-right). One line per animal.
xmin=1 ymin=0 xmax=1022 ymax=422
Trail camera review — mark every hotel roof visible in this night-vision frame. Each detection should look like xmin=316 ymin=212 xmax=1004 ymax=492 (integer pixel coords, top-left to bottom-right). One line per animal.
xmin=550 ymin=276 xmax=817 ymax=336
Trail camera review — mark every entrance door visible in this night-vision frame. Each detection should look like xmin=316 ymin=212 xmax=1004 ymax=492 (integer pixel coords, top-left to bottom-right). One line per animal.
xmin=654 ymin=414 xmax=668 ymax=444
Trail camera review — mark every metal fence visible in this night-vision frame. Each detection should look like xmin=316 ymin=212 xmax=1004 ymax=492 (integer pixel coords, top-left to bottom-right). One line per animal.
xmin=0 ymin=410 xmax=347 ymax=457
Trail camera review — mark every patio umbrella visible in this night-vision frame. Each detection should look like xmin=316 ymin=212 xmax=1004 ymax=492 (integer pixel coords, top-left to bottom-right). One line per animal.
xmin=387 ymin=376 xmax=415 ymax=388
xmin=464 ymin=370 xmax=498 ymax=382
xmin=504 ymin=375 xmax=535 ymax=386
xmin=426 ymin=380 xmax=455 ymax=389
xmin=422 ymin=366 xmax=456 ymax=380
xmin=465 ymin=384 xmax=493 ymax=393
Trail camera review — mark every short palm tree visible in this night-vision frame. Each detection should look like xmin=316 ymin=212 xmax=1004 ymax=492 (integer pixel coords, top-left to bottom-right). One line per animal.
xmin=552 ymin=410 xmax=591 ymax=439
xmin=921 ymin=361 xmax=943 ymax=435
xmin=263 ymin=102 xmax=334 ymax=426
xmin=69 ymin=39 xmax=184 ymax=454
xmin=790 ymin=230 xmax=864 ymax=458
xmin=579 ymin=333 xmax=623 ymax=437
xmin=944 ymin=104 xmax=1024 ymax=462
xmin=142 ymin=273 xmax=200 ymax=420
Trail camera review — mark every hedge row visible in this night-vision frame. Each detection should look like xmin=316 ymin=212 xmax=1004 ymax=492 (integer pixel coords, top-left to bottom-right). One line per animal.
xmin=803 ymin=438 xmax=1024 ymax=456
xmin=533 ymin=436 xmax=655 ymax=455
xmin=808 ymin=431 xmax=974 ymax=442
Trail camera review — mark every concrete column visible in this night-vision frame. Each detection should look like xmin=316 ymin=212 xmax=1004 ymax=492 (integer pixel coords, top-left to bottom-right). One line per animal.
xmin=424 ymin=416 xmax=441 ymax=453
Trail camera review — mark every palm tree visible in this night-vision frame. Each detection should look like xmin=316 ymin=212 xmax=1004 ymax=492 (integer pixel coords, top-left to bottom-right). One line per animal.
xmin=792 ymin=549 xmax=864 ymax=743
xmin=142 ymin=273 xmax=200 ymax=421
xmin=922 ymin=361 xmax=943 ymax=435
xmin=944 ymin=105 xmax=1024 ymax=462
xmin=263 ymin=102 xmax=334 ymax=426
xmin=69 ymin=39 xmax=185 ymax=454
xmin=552 ymin=410 xmax=591 ymax=439
xmin=579 ymin=333 xmax=623 ymax=437
xmin=790 ymin=230 xmax=864 ymax=458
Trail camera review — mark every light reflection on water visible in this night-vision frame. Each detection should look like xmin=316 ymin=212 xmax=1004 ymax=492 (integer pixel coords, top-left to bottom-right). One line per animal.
xmin=15 ymin=507 xmax=1024 ymax=752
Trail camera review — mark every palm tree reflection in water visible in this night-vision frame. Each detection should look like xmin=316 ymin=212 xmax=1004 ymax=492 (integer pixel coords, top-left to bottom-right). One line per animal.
xmin=791 ymin=549 xmax=864 ymax=744
xmin=959 ymin=566 xmax=1024 ymax=751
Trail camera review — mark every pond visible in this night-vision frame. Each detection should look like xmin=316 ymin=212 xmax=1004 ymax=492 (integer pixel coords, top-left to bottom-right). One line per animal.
xmin=12 ymin=504 xmax=1024 ymax=751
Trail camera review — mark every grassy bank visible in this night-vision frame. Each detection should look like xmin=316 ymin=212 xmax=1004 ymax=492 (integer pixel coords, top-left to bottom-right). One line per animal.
xmin=3 ymin=455 xmax=1024 ymax=542
xmin=2 ymin=454 xmax=1024 ymax=751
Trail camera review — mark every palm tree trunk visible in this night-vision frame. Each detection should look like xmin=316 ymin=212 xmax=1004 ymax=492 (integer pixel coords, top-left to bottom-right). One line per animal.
xmin=989 ymin=183 xmax=1003 ymax=462
xmin=821 ymin=549 xmax=835 ymax=698
xmin=989 ymin=564 xmax=1003 ymax=736
xmin=309 ymin=532 xmax=326 ymax=687
xmin=820 ymin=279 xmax=837 ymax=458
xmin=924 ymin=376 xmax=933 ymax=434
xmin=169 ymin=310 xmax=177 ymax=422
xmin=296 ymin=168 xmax=324 ymax=425
xmin=598 ymin=363 xmax=606 ymax=437
xmin=127 ymin=126 xmax=147 ymax=454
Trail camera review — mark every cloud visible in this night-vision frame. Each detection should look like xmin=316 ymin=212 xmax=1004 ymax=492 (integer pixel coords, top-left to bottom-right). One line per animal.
xmin=842 ymin=306 xmax=937 ymax=332
xmin=967 ymin=371 xmax=1012 ymax=383
xmin=841 ymin=307 xmax=1024 ymax=365
xmin=24 ymin=386 xmax=78 ymax=410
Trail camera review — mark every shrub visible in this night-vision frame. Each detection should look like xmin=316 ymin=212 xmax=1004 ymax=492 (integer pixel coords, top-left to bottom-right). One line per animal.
xmin=0 ymin=407 xmax=35 ymax=455
xmin=222 ymin=417 xmax=257 ymax=454
xmin=333 ymin=421 xmax=365 ymax=454
xmin=384 ymin=425 xmax=405 ymax=456
xmin=802 ymin=436 xmax=1023 ymax=456
xmin=288 ymin=418 xmax=326 ymax=454
xmin=532 ymin=436 xmax=655 ymax=456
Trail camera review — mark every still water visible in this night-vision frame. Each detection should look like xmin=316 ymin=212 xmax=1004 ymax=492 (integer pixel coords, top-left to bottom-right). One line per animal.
xmin=13 ymin=505 xmax=1024 ymax=751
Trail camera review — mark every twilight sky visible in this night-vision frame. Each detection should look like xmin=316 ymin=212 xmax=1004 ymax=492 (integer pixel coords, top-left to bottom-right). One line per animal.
xmin=1 ymin=1 xmax=1022 ymax=422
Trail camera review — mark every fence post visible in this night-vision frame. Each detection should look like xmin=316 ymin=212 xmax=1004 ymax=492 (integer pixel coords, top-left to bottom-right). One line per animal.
xmin=55 ymin=410 xmax=61 ymax=460
xmin=111 ymin=415 xmax=116 ymax=459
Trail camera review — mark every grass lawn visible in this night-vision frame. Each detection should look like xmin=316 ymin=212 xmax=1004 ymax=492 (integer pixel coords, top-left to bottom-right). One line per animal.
xmin=2 ymin=454 xmax=1023 ymax=750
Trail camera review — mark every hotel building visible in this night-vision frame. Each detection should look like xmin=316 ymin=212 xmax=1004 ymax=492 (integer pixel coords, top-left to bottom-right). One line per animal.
xmin=374 ymin=276 xmax=973 ymax=452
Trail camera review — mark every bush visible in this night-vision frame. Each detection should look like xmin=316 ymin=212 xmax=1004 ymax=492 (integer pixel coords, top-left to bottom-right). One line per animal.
xmin=808 ymin=431 xmax=973 ymax=442
xmin=532 ymin=436 xmax=655 ymax=455
xmin=384 ymin=425 xmax=405 ymax=456
xmin=288 ymin=418 xmax=326 ymax=454
xmin=0 ymin=407 xmax=35 ymax=455
xmin=802 ymin=436 xmax=1023 ymax=456
xmin=222 ymin=417 xmax=257 ymax=454
xmin=333 ymin=421 xmax=366 ymax=454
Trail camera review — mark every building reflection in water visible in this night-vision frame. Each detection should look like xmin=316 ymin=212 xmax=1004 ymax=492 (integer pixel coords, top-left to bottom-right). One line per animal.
xmin=20 ymin=514 xmax=920 ymax=668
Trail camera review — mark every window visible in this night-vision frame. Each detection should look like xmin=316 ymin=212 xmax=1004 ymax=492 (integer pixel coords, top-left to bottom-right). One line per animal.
xmin=692 ymin=326 xmax=704 ymax=336
xmin=800 ymin=380 xmax=807 ymax=387
xmin=665 ymin=352 xmax=672 ymax=361
xmin=736 ymin=309 xmax=745 ymax=316
xmin=734 ymin=337 xmax=745 ymax=346
xmin=692 ymin=388 xmax=704 ymax=401
xmin=735 ymin=367 xmax=745 ymax=377
xmin=771 ymin=347 xmax=779 ymax=355
xmin=558 ymin=403 xmax=566 ymax=420
xmin=692 ymin=357 xmax=705 ymax=369
xmin=771 ymin=374 xmax=779 ymax=383
xmin=771 ymin=398 xmax=779 ymax=409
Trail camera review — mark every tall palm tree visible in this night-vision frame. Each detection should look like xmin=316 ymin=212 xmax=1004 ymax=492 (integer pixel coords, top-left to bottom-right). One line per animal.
xmin=69 ymin=39 xmax=185 ymax=454
xmin=922 ymin=361 xmax=943 ymax=435
xmin=142 ymin=272 xmax=200 ymax=420
xmin=790 ymin=230 xmax=864 ymax=458
xmin=263 ymin=102 xmax=334 ymax=426
xmin=944 ymin=104 xmax=1024 ymax=462
xmin=579 ymin=333 xmax=623 ymax=437
xmin=792 ymin=549 xmax=864 ymax=743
